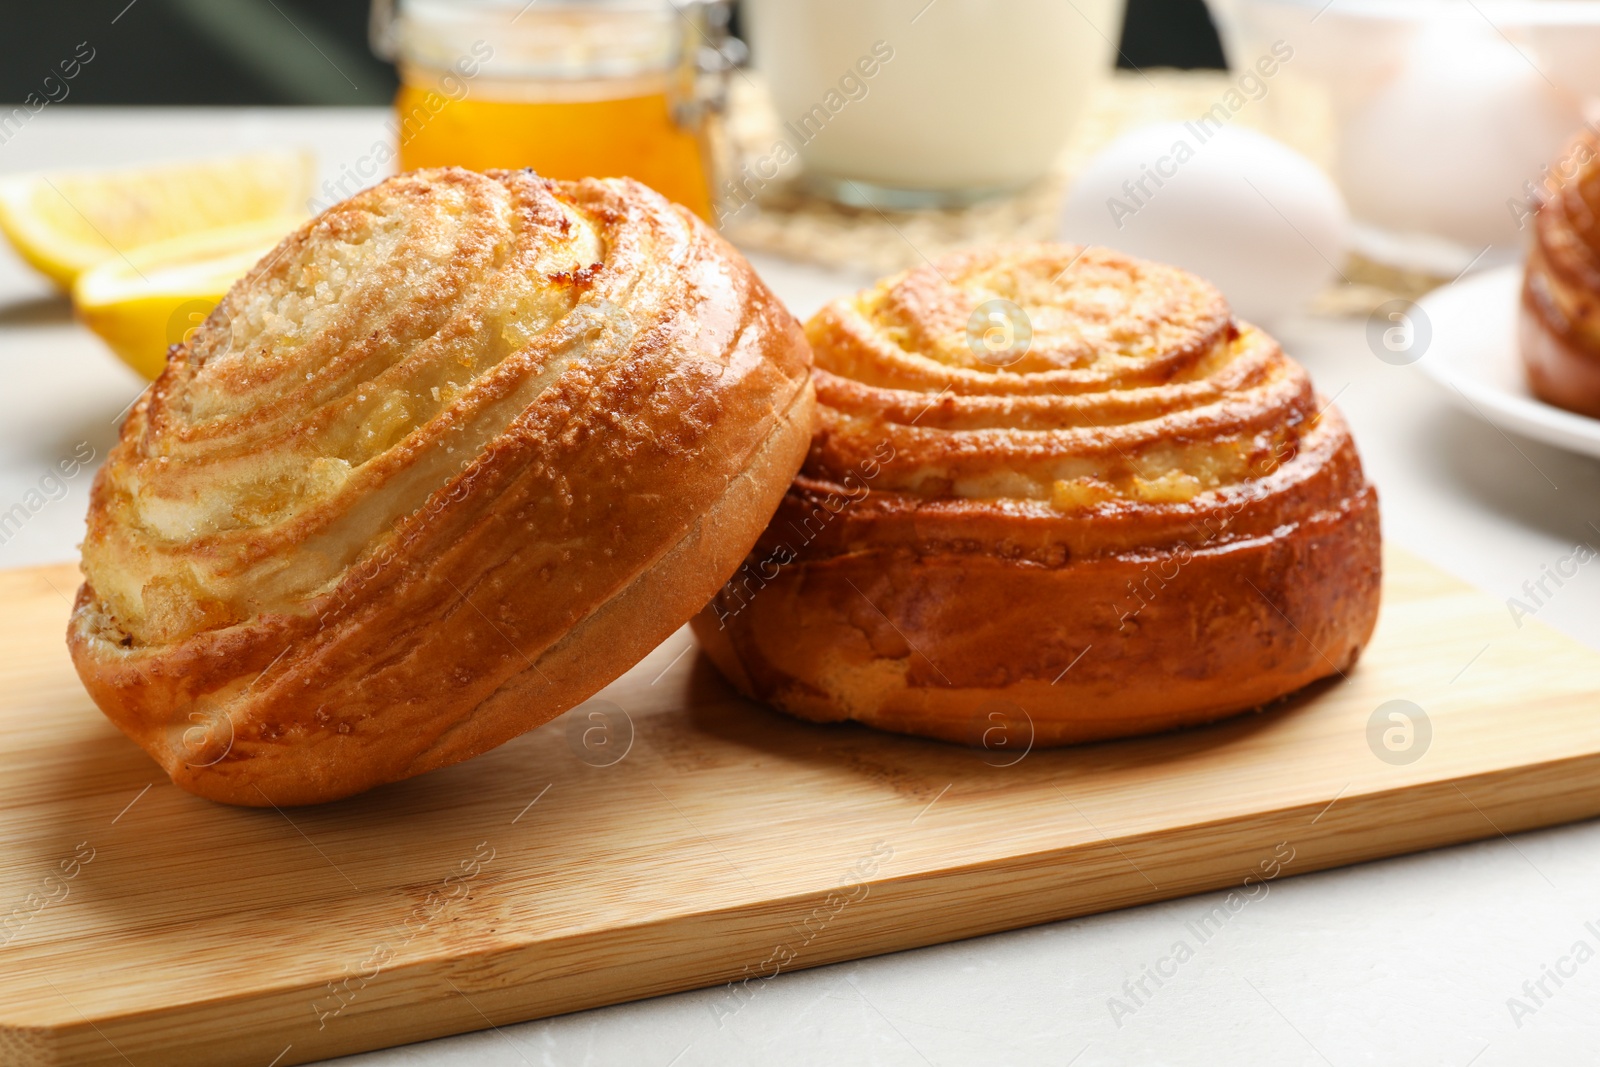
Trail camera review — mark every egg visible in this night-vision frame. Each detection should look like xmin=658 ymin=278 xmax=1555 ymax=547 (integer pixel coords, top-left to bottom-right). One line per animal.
xmin=1060 ymin=123 xmax=1348 ymax=325
xmin=1335 ymin=21 xmax=1581 ymax=254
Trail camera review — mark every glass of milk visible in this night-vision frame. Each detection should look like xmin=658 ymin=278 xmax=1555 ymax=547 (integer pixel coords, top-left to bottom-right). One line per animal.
xmin=741 ymin=0 xmax=1122 ymax=208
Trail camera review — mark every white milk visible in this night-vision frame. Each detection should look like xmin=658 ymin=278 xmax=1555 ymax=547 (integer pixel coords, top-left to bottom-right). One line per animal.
xmin=743 ymin=0 xmax=1120 ymax=202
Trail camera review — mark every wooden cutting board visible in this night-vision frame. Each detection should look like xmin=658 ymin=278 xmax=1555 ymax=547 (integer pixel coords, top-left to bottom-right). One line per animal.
xmin=5 ymin=545 xmax=1600 ymax=1067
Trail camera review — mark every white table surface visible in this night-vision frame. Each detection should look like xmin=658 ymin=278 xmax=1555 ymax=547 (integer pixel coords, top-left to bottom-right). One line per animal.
xmin=6 ymin=109 xmax=1600 ymax=1067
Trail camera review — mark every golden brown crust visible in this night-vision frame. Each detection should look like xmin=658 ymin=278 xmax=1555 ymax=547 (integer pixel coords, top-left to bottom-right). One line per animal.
xmin=69 ymin=168 xmax=815 ymax=805
xmin=1522 ymin=130 xmax=1600 ymax=418
xmin=691 ymin=243 xmax=1381 ymax=746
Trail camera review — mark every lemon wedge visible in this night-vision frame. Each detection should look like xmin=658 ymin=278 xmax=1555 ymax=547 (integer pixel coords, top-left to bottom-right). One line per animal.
xmin=74 ymin=216 xmax=303 ymax=380
xmin=0 ymin=150 xmax=313 ymax=289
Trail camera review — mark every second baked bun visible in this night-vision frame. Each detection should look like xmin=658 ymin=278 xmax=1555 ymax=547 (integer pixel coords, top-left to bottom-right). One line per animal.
xmin=1522 ymin=128 xmax=1600 ymax=418
xmin=70 ymin=168 xmax=815 ymax=805
xmin=693 ymin=244 xmax=1380 ymax=747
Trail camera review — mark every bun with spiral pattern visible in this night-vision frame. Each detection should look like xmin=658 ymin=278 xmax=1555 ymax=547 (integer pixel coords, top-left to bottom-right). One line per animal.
xmin=70 ymin=168 xmax=815 ymax=805
xmin=693 ymin=244 xmax=1380 ymax=747
xmin=1522 ymin=129 xmax=1600 ymax=418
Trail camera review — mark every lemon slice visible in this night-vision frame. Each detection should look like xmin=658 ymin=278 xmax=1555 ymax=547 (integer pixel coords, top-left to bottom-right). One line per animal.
xmin=74 ymin=216 xmax=303 ymax=380
xmin=0 ymin=150 xmax=313 ymax=289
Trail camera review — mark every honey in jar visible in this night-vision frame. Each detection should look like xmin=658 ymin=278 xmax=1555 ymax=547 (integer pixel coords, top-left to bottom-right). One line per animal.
xmin=380 ymin=0 xmax=726 ymax=221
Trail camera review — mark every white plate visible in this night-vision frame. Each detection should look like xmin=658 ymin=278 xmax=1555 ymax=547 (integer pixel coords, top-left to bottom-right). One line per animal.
xmin=1414 ymin=263 xmax=1600 ymax=460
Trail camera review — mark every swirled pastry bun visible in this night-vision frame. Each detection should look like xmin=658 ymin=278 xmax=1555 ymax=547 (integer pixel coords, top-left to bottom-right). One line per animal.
xmin=70 ymin=168 xmax=815 ymax=805
xmin=692 ymin=244 xmax=1380 ymax=746
xmin=1522 ymin=129 xmax=1600 ymax=418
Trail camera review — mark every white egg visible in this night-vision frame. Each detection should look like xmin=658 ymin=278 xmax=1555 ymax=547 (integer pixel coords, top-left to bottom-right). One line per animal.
xmin=1335 ymin=21 xmax=1581 ymax=253
xmin=1060 ymin=123 xmax=1348 ymax=326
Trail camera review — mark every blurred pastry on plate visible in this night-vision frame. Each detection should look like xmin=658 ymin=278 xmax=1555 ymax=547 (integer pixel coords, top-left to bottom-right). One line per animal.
xmin=69 ymin=167 xmax=815 ymax=805
xmin=693 ymin=244 xmax=1381 ymax=747
xmin=1521 ymin=128 xmax=1600 ymax=419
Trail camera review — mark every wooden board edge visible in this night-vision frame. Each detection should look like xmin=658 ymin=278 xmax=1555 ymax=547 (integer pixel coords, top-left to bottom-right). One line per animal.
xmin=14 ymin=750 xmax=1600 ymax=1067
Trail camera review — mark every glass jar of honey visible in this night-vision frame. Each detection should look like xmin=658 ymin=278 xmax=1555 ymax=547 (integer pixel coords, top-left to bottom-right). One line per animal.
xmin=371 ymin=0 xmax=736 ymax=221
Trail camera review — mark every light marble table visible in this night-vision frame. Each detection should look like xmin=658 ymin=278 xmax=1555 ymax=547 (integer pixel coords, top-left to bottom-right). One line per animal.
xmin=5 ymin=109 xmax=1600 ymax=1066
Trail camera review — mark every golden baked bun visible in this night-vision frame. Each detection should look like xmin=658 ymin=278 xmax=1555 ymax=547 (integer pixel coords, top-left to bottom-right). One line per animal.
xmin=692 ymin=244 xmax=1380 ymax=747
xmin=70 ymin=168 xmax=815 ymax=805
xmin=1522 ymin=129 xmax=1600 ymax=418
